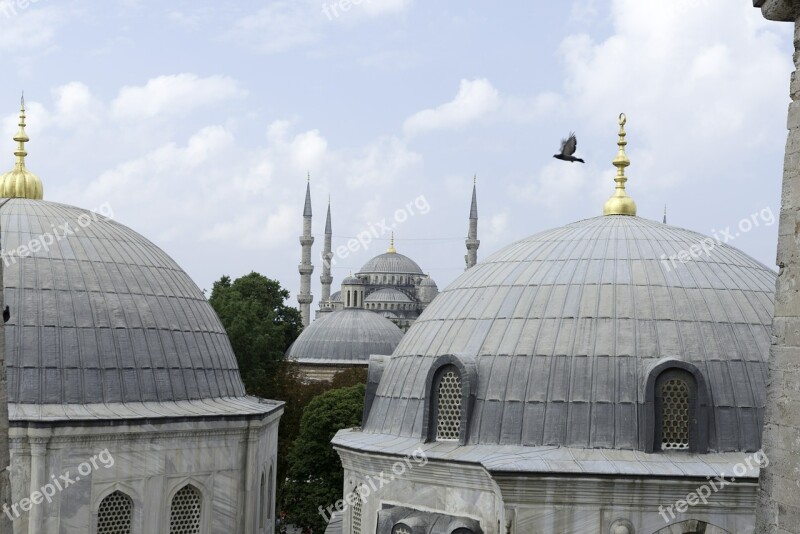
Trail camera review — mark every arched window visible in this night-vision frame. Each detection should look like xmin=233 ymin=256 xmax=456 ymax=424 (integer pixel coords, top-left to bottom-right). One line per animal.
xmin=393 ymin=525 xmax=411 ymax=534
xmin=97 ymin=490 xmax=133 ymax=534
xmin=259 ymin=472 xmax=266 ymax=529
xmin=169 ymin=485 xmax=202 ymax=534
xmin=434 ymin=365 xmax=463 ymax=441
xmin=267 ymin=466 xmax=273 ymax=524
xmin=655 ymin=368 xmax=697 ymax=451
xmin=346 ymin=291 xmax=351 ymax=307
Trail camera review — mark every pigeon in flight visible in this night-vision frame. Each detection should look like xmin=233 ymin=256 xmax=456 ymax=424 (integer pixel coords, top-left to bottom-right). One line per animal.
xmin=553 ymin=132 xmax=584 ymax=163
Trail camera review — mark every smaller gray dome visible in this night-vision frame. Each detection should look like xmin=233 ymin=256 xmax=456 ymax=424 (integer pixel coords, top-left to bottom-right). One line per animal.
xmin=360 ymin=252 xmax=423 ymax=275
xmin=342 ymin=275 xmax=364 ymax=285
xmin=418 ymin=276 xmax=437 ymax=288
xmin=330 ymin=291 xmax=342 ymax=303
xmin=286 ymin=308 xmax=403 ymax=364
xmin=365 ymin=288 xmax=412 ymax=303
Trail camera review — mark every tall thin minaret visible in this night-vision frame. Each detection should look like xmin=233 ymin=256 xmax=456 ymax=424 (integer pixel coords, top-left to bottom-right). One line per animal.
xmin=298 ymin=175 xmax=314 ymax=327
xmin=320 ymin=197 xmax=333 ymax=305
xmin=465 ymin=176 xmax=480 ymax=269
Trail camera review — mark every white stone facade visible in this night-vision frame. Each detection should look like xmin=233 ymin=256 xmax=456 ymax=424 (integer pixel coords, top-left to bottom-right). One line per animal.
xmin=6 ymin=405 xmax=281 ymax=534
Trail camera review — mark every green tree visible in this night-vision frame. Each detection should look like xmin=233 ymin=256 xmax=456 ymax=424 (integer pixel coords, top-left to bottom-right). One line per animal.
xmin=282 ymin=383 xmax=366 ymax=533
xmin=208 ymin=272 xmax=302 ymax=396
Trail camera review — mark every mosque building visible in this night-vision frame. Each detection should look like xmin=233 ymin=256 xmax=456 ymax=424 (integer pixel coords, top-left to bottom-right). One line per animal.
xmin=0 ymin=99 xmax=281 ymax=534
xmin=330 ymin=114 xmax=775 ymax=534
xmin=287 ymin=178 xmax=480 ymax=381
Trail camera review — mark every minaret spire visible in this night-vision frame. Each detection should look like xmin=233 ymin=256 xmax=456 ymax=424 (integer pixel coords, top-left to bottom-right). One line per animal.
xmin=320 ymin=197 xmax=333 ymax=307
xmin=0 ymin=95 xmax=43 ymax=200
xmin=298 ymin=176 xmax=314 ymax=327
xmin=603 ymin=113 xmax=636 ymax=216
xmin=465 ymin=175 xmax=480 ymax=269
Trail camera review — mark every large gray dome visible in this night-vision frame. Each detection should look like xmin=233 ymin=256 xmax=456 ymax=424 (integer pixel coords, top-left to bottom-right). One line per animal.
xmin=286 ymin=308 xmax=403 ymax=363
xmin=359 ymin=252 xmax=423 ymax=275
xmin=364 ymin=215 xmax=776 ymax=452
xmin=1 ymin=199 xmax=245 ymax=405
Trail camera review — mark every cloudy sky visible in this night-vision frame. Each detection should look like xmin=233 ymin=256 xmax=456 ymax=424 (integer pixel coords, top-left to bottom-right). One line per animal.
xmin=0 ymin=0 xmax=792 ymax=302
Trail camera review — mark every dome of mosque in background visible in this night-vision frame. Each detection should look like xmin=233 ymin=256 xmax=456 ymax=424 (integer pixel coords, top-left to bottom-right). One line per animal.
xmin=359 ymin=252 xmax=423 ymax=275
xmin=286 ymin=308 xmax=404 ymax=364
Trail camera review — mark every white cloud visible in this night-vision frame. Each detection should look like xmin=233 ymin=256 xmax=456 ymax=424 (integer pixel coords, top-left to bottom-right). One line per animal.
xmin=0 ymin=5 xmax=62 ymax=51
xmin=403 ymin=78 xmax=500 ymax=137
xmin=226 ymin=0 xmax=413 ymax=54
xmin=110 ymin=74 xmax=246 ymax=120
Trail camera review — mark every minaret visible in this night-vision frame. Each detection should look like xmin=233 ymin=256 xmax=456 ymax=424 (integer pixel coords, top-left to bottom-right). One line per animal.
xmin=320 ymin=197 xmax=333 ymax=305
xmin=298 ymin=175 xmax=314 ymax=327
xmin=465 ymin=176 xmax=480 ymax=269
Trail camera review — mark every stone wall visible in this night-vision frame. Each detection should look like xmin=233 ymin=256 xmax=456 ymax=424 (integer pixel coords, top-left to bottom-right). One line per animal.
xmin=755 ymin=1 xmax=800 ymax=532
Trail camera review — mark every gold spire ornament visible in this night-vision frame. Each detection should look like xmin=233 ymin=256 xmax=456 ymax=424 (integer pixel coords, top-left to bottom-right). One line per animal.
xmin=0 ymin=96 xmax=43 ymax=200
xmin=387 ymin=231 xmax=397 ymax=253
xmin=603 ymin=113 xmax=636 ymax=216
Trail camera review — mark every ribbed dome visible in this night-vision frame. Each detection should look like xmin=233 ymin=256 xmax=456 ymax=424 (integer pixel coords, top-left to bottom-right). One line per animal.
xmin=365 ymin=288 xmax=412 ymax=303
xmin=286 ymin=308 xmax=403 ymax=363
xmin=342 ymin=274 xmax=364 ymax=285
xmin=365 ymin=216 xmax=776 ymax=451
xmin=359 ymin=252 xmax=423 ymax=275
xmin=1 ymin=199 xmax=245 ymax=405
xmin=418 ymin=277 xmax=437 ymax=287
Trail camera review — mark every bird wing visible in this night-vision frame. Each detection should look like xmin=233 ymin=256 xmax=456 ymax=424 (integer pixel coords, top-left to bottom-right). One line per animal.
xmin=562 ymin=133 xmax=577 ymax=157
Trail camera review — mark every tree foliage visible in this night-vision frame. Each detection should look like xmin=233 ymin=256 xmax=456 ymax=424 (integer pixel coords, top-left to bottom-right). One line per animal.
xmin=282 ymin=383 xmax=366 ymax=533
xmin=208 ymin=272 xmax=302 ymax=396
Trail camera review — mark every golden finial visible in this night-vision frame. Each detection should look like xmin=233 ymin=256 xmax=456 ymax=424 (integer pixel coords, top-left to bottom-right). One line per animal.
xmin=0 ymin=95 xmax=43 ymax=200
xmin=603 ymin=113 xmax=636 ymax=216
xmin=307 ymin=171 xmax=310 ymax=182
xmin=387 ymin=231 xmax=397 ymax=253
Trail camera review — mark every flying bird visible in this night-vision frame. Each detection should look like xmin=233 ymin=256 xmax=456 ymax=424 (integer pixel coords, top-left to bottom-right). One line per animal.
xmin=3 ymin=306 xmax=9 ymax=323
xmin=553 ymin=132 xmax=585 ymax=163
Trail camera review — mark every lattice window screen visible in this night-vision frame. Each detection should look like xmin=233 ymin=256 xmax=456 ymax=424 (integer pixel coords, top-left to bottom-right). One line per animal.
xmin=169 ymin=485 xmax=202 ymax=534
xmin=351 ymin=486 xmax=363 ymax=534
xmin=393 ymin=527 xmax=411 ymax=534
xmin=97 ymin=491 xmax=133 ymax=534
xmin=661 ymin=378 xmax=690 ymax=450
xmin=436 ymin=369 xmax=462 ymax=441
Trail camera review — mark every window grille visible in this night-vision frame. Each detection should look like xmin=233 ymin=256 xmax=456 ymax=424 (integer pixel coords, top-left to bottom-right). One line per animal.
xmin=436 ymin=368 xmax=462 ymax=441
xmin=169 ymin=485 xmax=202 ymax=534
xmin=97 ymin=491 xmax=132 ymax=534
xmin=351 ymin=486 xmax=363 ymax=534
xmin=661 ymin=377 xmax=690 ymax=450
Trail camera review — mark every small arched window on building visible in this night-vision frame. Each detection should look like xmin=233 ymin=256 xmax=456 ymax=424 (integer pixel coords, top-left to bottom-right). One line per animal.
xmin=169 ymin=485 xmax=202 ymax=534
xmin=97 ymin=490 xmax=133 ymax=534
xmin=267 ymin=466 xmax=273 ymax=526
xmin=259 ymin=472 xmax=266 ymax=529
xmin=434 ymin=365 xmax=463 ymax=441
xmin=393 ymin=525 xmax=412 ymax=534
xmin=655 ymin=368 xmax=697 ymax=451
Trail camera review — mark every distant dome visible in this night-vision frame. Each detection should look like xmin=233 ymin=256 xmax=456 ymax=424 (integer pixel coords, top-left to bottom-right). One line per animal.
xmin=342 ymin=274 xmax=364 ymax=285
xmin=365 ymin=216 xmax=776 ymax=451
xmin=330 ymin=291 xmax=342 ymax=303
xmin=365 ymin=288 xmax=412 ymax=303
xmin=418 ymin=277 xmax=437 ymax=288
xmin=286 ymin=308 xmax=403 ymax=364
xmin=2 ymin=199 xmax=244 ymax=405
xmin=360 ymin=252 xmax=423 ymax=275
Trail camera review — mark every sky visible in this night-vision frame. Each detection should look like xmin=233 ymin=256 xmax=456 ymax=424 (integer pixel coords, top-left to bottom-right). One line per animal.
xmin=0 ymin=0 xmax=793 ymax=303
